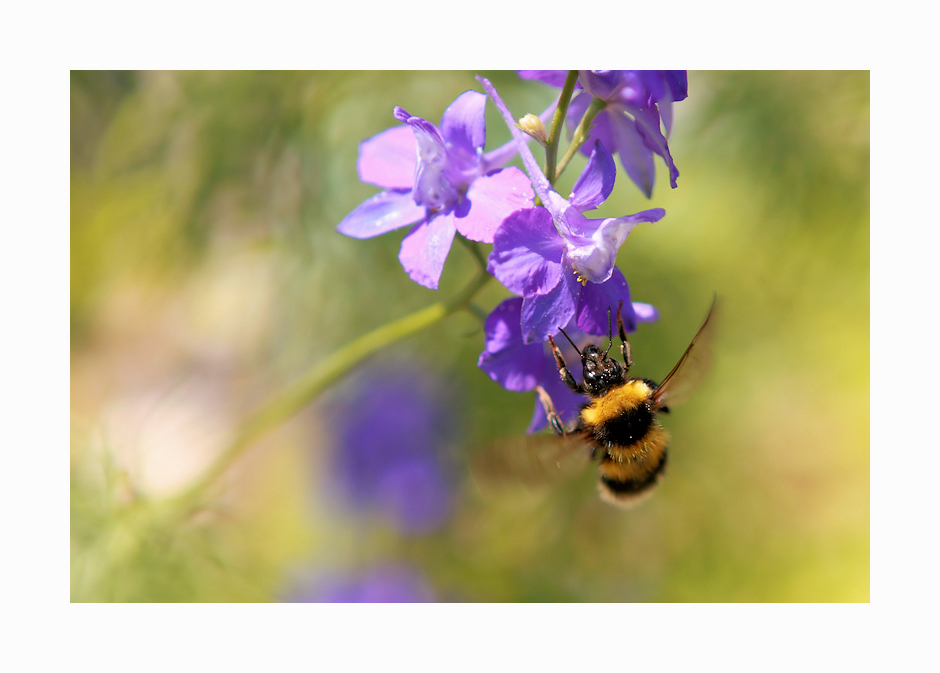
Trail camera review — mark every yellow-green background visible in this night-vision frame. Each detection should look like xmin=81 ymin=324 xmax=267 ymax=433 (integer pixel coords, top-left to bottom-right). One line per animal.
xmin=70 ymin=71 xmax=869 ymax=602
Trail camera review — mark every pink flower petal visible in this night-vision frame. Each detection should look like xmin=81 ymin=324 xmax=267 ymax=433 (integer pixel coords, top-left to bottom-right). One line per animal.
xmin=357 ymin=126 xmax=417 ymax=189
xmin=398 ymin=212 xmax=457 ymax=290
xmin=337 ymin=189 xmax=426 ymax=239
xmin=455 ymin=167 xmax=534 ymax=244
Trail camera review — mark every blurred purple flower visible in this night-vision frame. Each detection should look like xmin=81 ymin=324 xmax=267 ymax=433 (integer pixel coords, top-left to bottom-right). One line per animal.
xmin=337 ymin=90 xmax=534 ymax=289
xmin=478 ymin=297 xmax=659 ymax=433
xmin=478 ymin=76 xmax=664 ymax=343
xmin=520 ymin=70 xmax=688 ymax=197
xmin=329 ymin=368 xmax=454 ymax=535
xmin=291 ymin=564 xmax=435 ymax=603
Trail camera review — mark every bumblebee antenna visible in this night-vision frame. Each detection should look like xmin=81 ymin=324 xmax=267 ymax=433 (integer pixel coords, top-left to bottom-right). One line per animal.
xmin=556 ymin=328 xmax=581 ymax=356
xmin=604 ymin=306 xmax=613 ymax=356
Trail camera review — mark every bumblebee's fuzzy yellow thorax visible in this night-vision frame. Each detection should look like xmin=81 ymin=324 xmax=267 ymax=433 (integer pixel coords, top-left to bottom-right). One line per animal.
xmin=581 ymin=379 xmax=653 ymax=427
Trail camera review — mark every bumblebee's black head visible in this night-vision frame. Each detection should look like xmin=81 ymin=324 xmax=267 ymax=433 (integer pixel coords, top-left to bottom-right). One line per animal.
xmin=581 ymin=344 xmax=625 ymax=397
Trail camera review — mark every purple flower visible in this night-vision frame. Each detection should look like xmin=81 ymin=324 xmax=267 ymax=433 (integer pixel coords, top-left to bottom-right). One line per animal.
xmin=337 ymin=90 xmax=534 ymax=289
xmin=478 ymin=76 xmax=665 ymax=343
xmin=290 ymin=564 xmax=435 ymax=603
xmin=328 ymin=368 xmax=454 ymax=535
xmin=521 ymin=70 xmax=688 ymax=198
xmin=478 ymin=297 xmax=659 ymax=433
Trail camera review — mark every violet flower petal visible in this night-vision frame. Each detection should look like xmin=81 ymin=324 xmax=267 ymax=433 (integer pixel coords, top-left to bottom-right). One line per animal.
xmin=357 ymin=125 xmax=417 ymax=189
xmin=517 ymin=70 xmax=575 ymax=88
xmin=479 ymin=298 xmax=524 ymax=355
xmin=456 ymin=167 xmax=534 ymax=244
xmin=398 ymin=212 xmax=457 ymax=290
xmin=656 ymin=71 xmax=689 ymax=135
xmin=337 ymin=189 xmax=427 ymax=239
xmin=393 ymin=107 xmax=458 ymax=209
xmin=564 ymin=208 xmax=666 ymax=283
xmin=637 ymin=71 xmax=688 ymax=106
xmin=393 ymin=106 xmax=445 ymax=142
xmin=578 ymin=70 xmax=626 ymax=101
xmin=660 ymin=99 xmax=675 ymax=138
xmin=617 ymin=71 xmax=654 ymax=107
xmin=477 ymin=298 xmax=547 ymax=392
xmin=632 ymin=302 xmax=660 ymax=323
xmin=574 ymin=266 xmax=637 ymax=335
xmin=487 ymin=206 xmax=565 ymax=297
xmin=568 ymin=141 xmax=616 ymax=212
xmin=608 ymin=109 xmax=657 ymax=198
xmin=439 ymin=90 xmax=486 ymax=159
xmin=520 ymin=270 xmax=580 ymax=343
xmin=663 ymin=71 xmax=689 ymax=102
xmin=628 ymin=102 xmax=679 ymax=189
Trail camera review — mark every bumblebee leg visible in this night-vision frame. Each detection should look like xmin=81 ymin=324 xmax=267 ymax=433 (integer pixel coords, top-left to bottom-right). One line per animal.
xmin=534 ymin=385 xmax=567 ymax=436
xmin=604 ymin=306 xmax=614 ymax=356
xmin=547 ymin=335 xmax=585 ymax=394
xmin=616 ymin=301 xmax=633 ymax=371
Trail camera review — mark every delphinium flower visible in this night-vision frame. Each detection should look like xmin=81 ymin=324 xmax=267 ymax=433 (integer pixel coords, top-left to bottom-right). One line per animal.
xmin=478 ymin=297 xmax=659 ymax=433
xmin=327 ymin=367 xmax=455 ymax=535
xmin=478 ymin=76 xmax=666 ymax=343
xmin=289 ymin=564 xmax=435 ymax=603
xmin=519 ymin=70 xmax=688 ymax=197
xmin=337 ymin=90 xmax=535 ymax=289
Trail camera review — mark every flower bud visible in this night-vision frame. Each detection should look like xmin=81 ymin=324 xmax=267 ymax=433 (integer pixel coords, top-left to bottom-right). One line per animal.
xmin=515 ymin=113 xmax=549 ymax=146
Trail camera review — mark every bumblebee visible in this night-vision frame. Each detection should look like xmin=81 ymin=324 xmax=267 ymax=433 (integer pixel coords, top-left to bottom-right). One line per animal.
xmin=471 ymin=302 xmax=715 ymax=507
xmin=530 ymin=299 xmax=716 ymax=507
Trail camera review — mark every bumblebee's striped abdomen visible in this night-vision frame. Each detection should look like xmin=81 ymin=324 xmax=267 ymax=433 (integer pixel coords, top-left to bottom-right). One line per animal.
xmin=597 ymin=422 xmax=669 ymax=507
xmin=598 ymin=444 xmax=668 ymax=507
xmin=580 ymin=380 xmax=670 ymax=507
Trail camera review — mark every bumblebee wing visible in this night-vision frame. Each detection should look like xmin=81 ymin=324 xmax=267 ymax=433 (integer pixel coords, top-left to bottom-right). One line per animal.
xmin=469 ymin=433 xmax=593 ymax=494
xmin=652 ymin=297 xmax=718 ymax=411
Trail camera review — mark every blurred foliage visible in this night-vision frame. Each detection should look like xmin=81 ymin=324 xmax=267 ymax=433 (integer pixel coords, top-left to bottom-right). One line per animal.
xmin=71 ymin=71 xmax=869 ymax=602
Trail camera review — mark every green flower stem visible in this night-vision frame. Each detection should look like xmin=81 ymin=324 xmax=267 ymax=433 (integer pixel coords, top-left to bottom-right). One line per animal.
xmin=555 ymin=96 xmax=607 ymax=179
xmin=544 ymin=70 xmax=579 ymax=186
xmin=74 ymin=270 xmax=493 ymax=599
xmin=168 ymin=270 xmax=492 ymax=515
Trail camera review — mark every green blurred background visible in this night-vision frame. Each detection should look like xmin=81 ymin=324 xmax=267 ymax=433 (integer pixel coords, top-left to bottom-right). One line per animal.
xmin=70 ymin=71 xmax=869 ymax=602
